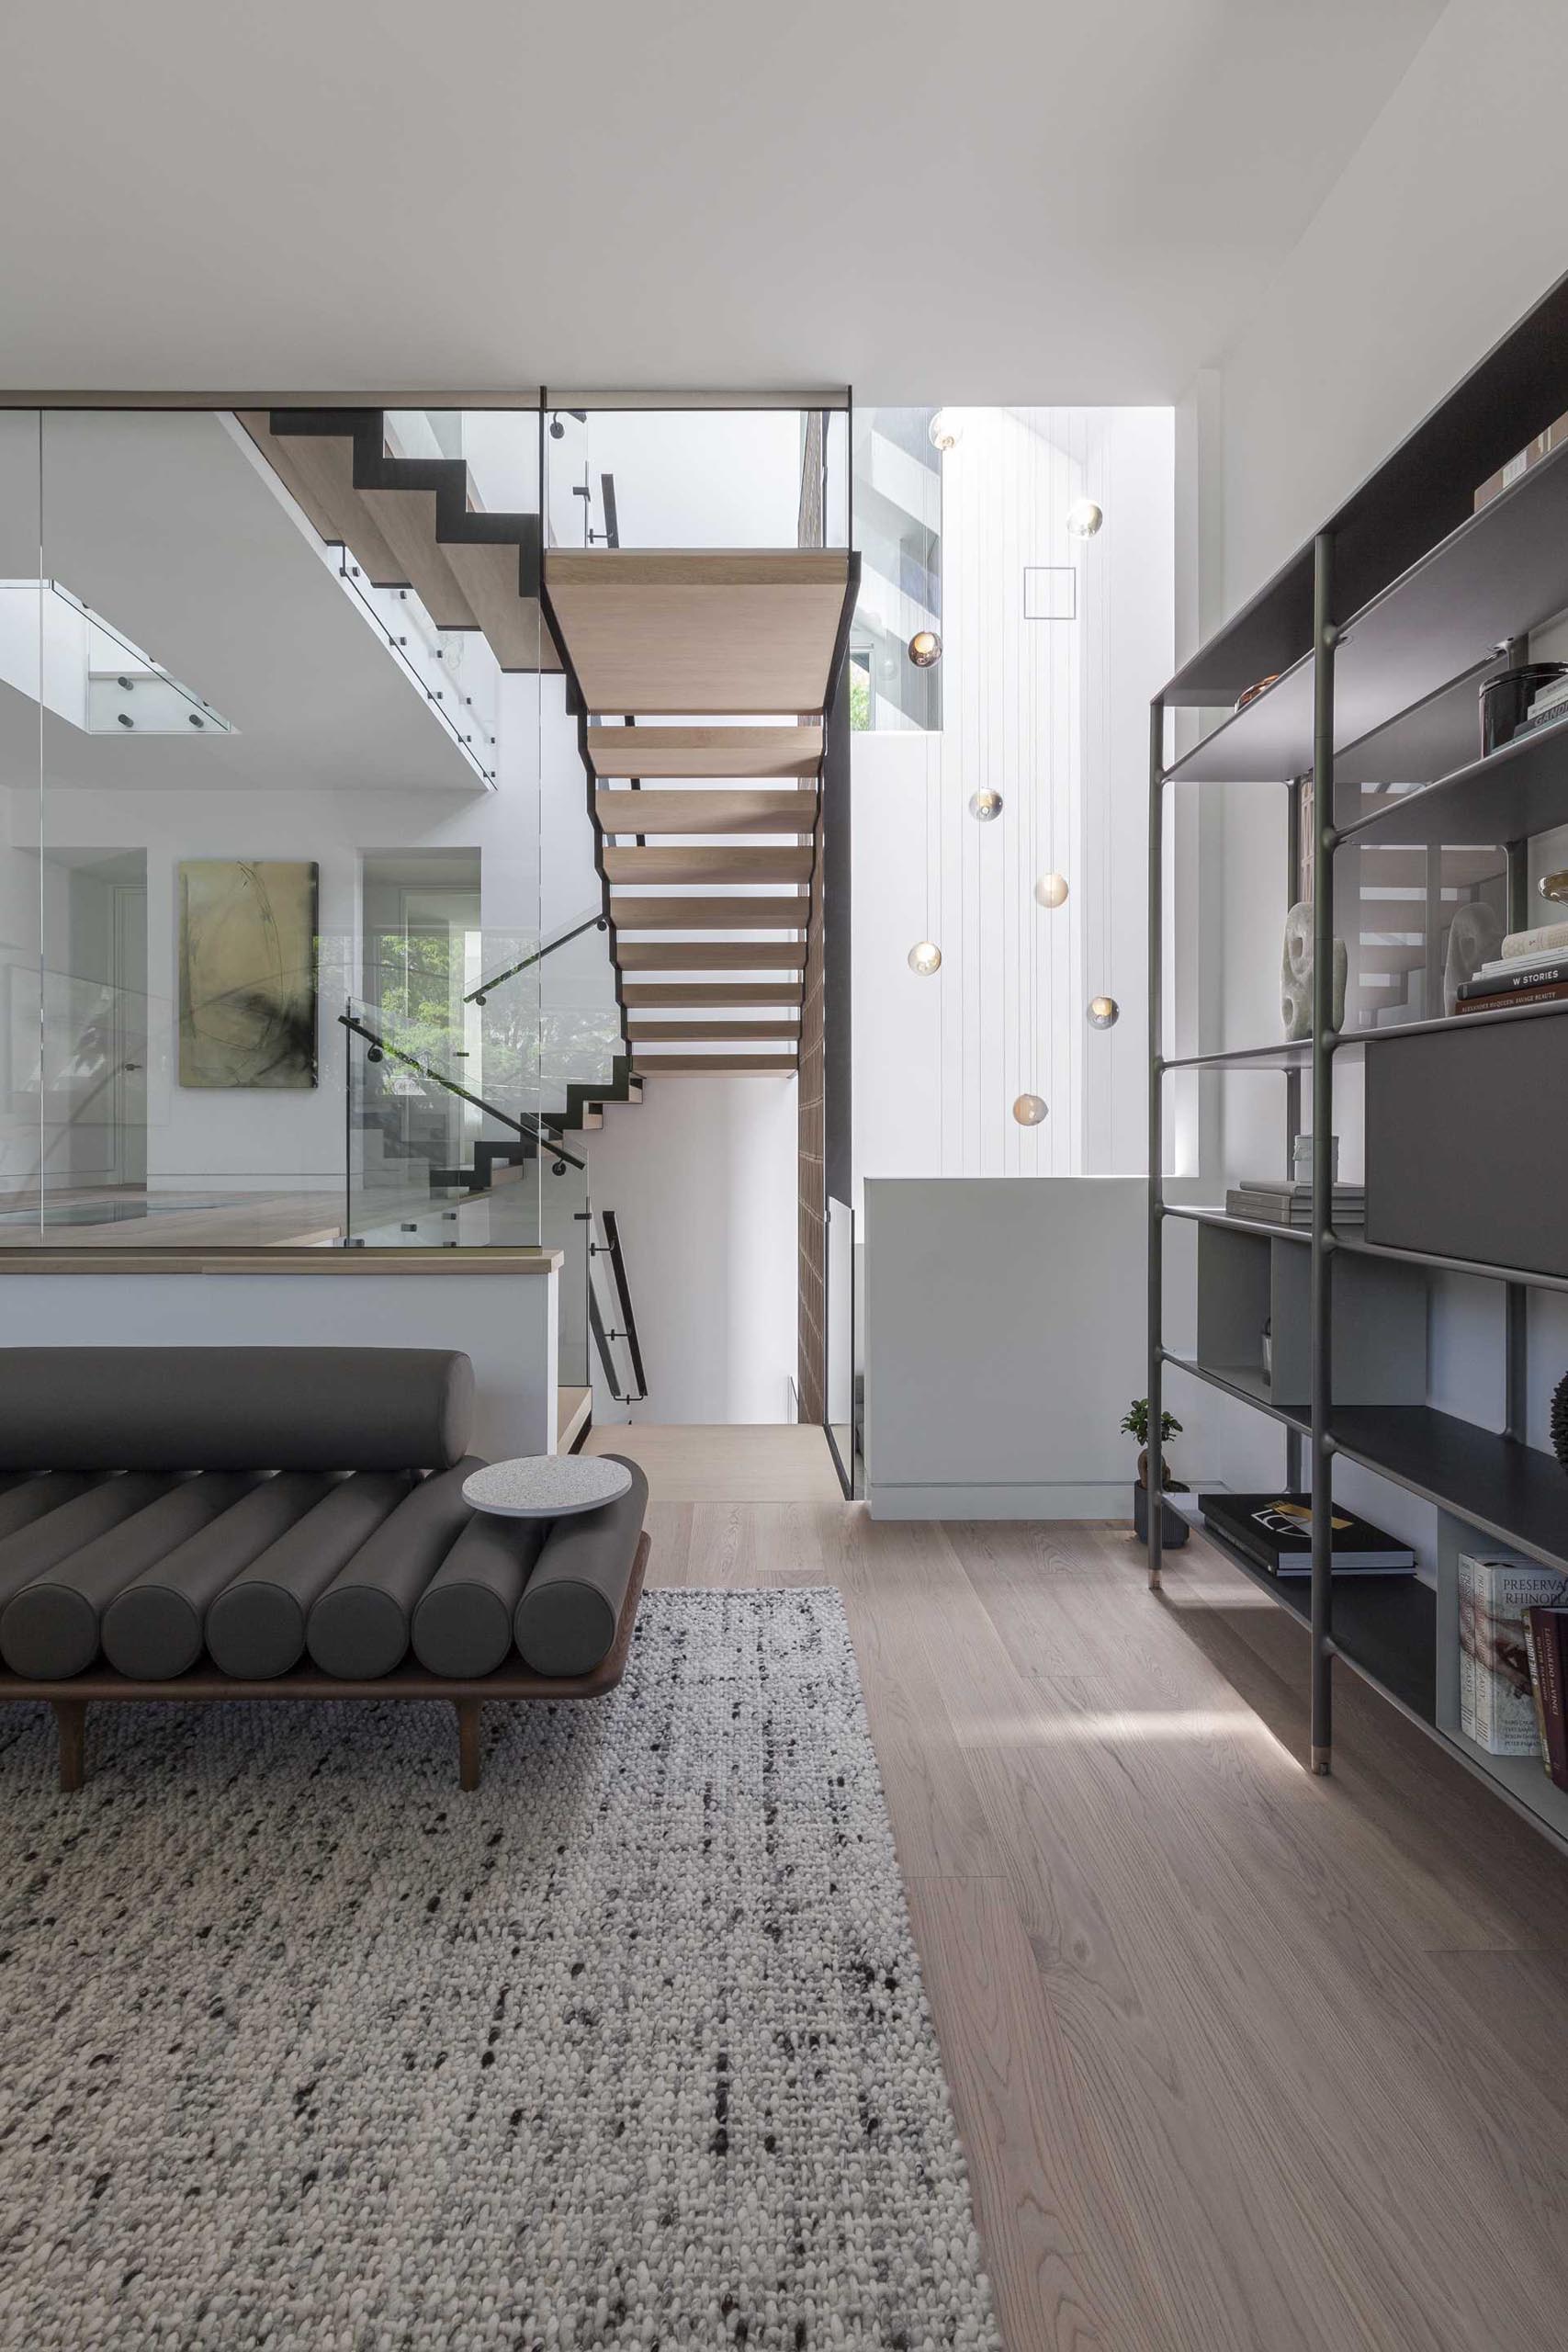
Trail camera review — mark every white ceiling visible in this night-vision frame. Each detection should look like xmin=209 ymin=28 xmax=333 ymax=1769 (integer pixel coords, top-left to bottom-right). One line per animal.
xmin=0 ymin=412 xmax=481 ymax=795
xmin=0 ymin=1 xmax=1445 ymax=402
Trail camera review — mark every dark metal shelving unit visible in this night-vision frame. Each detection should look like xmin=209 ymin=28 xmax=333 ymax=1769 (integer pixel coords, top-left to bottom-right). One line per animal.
xmin=1148 ymin=268 xmax=1568 ymax=1852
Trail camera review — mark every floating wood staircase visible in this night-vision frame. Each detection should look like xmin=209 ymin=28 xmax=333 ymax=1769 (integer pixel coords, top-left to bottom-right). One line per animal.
xmin=547 ymin=548 xmax=858 ymax=1077
xmin=239 ymin=409 xmax=558 ymax=673
xmin=243 ymin=401 xmax=858 ymax=1080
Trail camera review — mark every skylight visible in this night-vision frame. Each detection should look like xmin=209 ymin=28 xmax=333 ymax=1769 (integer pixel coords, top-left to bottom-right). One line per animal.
xmin=0 ymin=578 xmax=234 ymax=736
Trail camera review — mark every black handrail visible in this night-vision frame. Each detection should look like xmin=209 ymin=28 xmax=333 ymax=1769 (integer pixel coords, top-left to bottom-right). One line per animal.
xmin=588 ymin=1282 xmax=627 ymax=1404
xmin=592 ymin=1208 xmax=648 ymax=1401
xmin=464 ymin=911 xmax=609 ymax=1006
xmin=339 ymin=1011 xmax=585 ymax=1173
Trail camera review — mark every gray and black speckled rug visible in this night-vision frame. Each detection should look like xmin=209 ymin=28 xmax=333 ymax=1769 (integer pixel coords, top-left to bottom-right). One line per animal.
xmin=0 ymin=1589 xmax=999 ymax=2351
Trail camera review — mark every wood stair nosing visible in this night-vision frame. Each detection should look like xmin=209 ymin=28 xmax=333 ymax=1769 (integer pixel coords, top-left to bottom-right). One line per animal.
xmin=585 ymin=724 xmax=823 ymax=779
xmin=632 ymin=1054 xmax=799 ymax=1074
xmin=622 ymin=982 xmax=804 ymax=1006
xmin=626 ymin=1020 xmax=800 ymax=1043
xmin=594 ymin=788 xmax=817 ymax=836
xmin=609 ymin=894 xmax=807 ymax=931
xmin=602 ymin=845 xmax=813 ymax=887
xmin=616 ymin=942 xmax=808 ymax=971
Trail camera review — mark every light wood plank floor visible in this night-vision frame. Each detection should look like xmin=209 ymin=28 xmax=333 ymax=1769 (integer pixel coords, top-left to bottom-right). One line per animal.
xmin=584 ymin=1419 xmax=843 ymax=1502
xmin=639 ymin=1451 xmax=1568 ymax=2351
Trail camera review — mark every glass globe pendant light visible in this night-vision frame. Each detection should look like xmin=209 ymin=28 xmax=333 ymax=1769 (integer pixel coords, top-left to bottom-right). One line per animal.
xmin=908 ymin=939 xmax=942 ymax=976
xmin=929 ymin=410 xmax=963 ymax=453
xmin=908 ymin=628 xmax=942 ymax=668
xmin=1012 ymin=1093 xmax=1048 ymax=1126
xmin=968 ymin=787 xmax=1003 ymax=822
xmin=1088 ymin=995 xmax=1120 ymax=1030
xmin=1066 ymin=498 xmax=1103 ymax=538
xmin=1034 ymin=871 xmax=1068 ymax=909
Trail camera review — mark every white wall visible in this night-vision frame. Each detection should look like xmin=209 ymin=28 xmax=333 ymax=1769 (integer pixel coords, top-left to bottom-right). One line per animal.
xmin=1177 ymin=0 xmax=1568 ymax=1551
xmin=863 ymin=1177 xmax=1146 ymax=1518
xmin=1212 ymin=0 xmax=1568 ymax=618
xmin=852 ymin=407 xmax=1173 ymax=1195
xmin=581 ymin=1072 xmax=798 ymax=1424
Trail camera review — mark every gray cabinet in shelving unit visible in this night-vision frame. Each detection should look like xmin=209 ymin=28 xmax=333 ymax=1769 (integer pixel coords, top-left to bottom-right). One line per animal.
xmin=1365 ymin=1012 xmax=1568 ymax=1278
xmin=1195 ymin=1221 xmax=1427 ymax=1411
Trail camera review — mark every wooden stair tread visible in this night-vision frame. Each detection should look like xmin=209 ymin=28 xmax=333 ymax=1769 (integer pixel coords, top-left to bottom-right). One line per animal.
xmin=626 ymin=1020 xmax=799 ymax=1042
xmin=546 ymin=548 xmax=853 ymax=716
xmin=242 ymin=415 xmax=407 ymax=585
xmin=602 ymin=845 xmax=812 ymax=886
xmin=622 ymin=982 xmax=803 ymax=1006
xmin=241 ymin=410 xmax=559 ymax=675
xmin=357 ymin=483 xmax=479 ymax=630
xmin=634 ymin=1054 xmax=799 ymax=1073
xmin=443 ymin=541 xmax=559 ymax=673
xmin=610 ymin=894 xmax=806 ymax=930
xmin=586 ymin=725 xmax=822 ymax=778
xmin=595 ymin=788 xmax=815 ymax=835
xmin=618 ymin=942 xmax=807 ymax=971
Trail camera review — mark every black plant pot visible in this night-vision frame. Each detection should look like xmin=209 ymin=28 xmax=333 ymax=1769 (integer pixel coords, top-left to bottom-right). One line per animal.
xmin=1133 ymin=1483 xmax=1190 ymax=1546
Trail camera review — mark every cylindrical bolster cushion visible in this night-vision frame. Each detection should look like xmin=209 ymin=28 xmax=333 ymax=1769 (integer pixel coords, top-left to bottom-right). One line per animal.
xmin=514 ymin=1456 xmax=648 ymax=1677
xmin=0 ymin=1474 xmax=174 ymax=1618
xmin=411 ymin=1512 xmax=547 ymax=1678
xmin=0 ymin=1348 xmax=474 ymax=1473
xmin=0 ymin=1474 xmax=257 ymax=1680
xmin=0 ymin=1472 xmax=102 ymax=1561
xmin=100 ymin=1473 xmax=333 ymax=1680
xmin=307 ymin=1459 xmax=482 ymax=1679
xmin=205 ymin=1472 xmax=413 ymax=1679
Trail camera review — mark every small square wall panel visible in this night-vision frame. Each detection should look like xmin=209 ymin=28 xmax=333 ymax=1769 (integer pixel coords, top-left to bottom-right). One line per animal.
xmin=1023 ymin=566 xmax=1077 ymax=621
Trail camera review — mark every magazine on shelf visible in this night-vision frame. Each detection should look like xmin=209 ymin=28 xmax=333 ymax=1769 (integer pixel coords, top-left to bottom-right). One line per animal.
xmin=1198 ymin=1492 xmax=1416 ymax=1577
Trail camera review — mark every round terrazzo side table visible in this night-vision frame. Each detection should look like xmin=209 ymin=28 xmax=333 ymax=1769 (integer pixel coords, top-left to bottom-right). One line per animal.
xmin=461 ymin=1455 xmax=633 ymax=1520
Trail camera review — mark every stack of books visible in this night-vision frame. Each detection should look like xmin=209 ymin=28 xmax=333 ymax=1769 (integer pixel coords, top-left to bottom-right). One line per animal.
xmin=1456 ymin=917 xmax=1568 ymax=1016
xmin=1199 ymin=1492 xmax=1416 ymax=1577
xmin=1225 ymin=1179 xmax=1365 ymax=1228
xmin=1460 ymin=1552 xmax=1568 ymax=1782
xmin=1508 ymin=669 xmax=1568 ymax=743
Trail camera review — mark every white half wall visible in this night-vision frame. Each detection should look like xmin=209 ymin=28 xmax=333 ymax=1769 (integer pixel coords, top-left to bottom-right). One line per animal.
xmin=863 ymin=1176 xmax=1147 ymax=1519
xmin=582 ymin=1074 xmax=797 ymax=1424
xmin=0 ymin=1266 xmax=558 ymax=1461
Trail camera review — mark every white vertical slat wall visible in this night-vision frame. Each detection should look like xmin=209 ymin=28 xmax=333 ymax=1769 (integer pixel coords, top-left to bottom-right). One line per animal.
xmin=852 ymin=404 xmax=1172 ymax=1189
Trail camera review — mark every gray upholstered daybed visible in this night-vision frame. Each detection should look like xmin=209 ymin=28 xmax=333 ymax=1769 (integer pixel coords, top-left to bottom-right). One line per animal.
xmin=0 ymin=1347 xmax=648 ymax=1792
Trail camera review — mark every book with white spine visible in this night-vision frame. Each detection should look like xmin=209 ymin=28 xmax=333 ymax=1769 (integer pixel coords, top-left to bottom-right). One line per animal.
xmin=1460 ymin=1555 xmax=1568 ymax=1753
xmin=1500 ymin=918 xmax=1568 ymax=961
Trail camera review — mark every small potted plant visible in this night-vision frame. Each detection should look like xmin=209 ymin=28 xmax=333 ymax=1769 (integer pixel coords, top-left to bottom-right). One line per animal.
xmin=1122 ymin=1398 xmax=1190 ymax=1547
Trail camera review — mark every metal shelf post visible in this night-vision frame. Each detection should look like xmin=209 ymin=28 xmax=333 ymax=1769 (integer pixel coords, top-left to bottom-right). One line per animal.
xmin=1311 ymin=531 xmax=1337 ymax=1775
xmin=1147 ymin=697 xmax=1166 ymax=1590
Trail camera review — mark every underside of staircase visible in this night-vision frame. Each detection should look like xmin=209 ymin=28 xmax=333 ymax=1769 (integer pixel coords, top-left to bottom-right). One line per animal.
xmin=547 ymin=550 xmax=858 ymax=1076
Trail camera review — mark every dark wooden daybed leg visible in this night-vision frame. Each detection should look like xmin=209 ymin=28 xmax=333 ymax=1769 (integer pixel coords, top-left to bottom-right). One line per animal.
xmin=456 ymin=1697 xmax=482 ymax=1792
xmin=51 ymin=1699 xmax=86 ymax=1793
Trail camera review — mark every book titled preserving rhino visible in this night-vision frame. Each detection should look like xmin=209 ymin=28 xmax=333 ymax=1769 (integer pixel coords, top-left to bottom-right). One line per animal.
xmin=1459 ymin=1555 xmax=1568 ymax=1756
xmin=1198 ymin=1493 xmax=1416 ymax=1577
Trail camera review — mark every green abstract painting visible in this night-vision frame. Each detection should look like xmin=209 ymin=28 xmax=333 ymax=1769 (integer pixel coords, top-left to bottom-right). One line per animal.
xmin=178 ymin=860 xmax=319 ymax=1089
